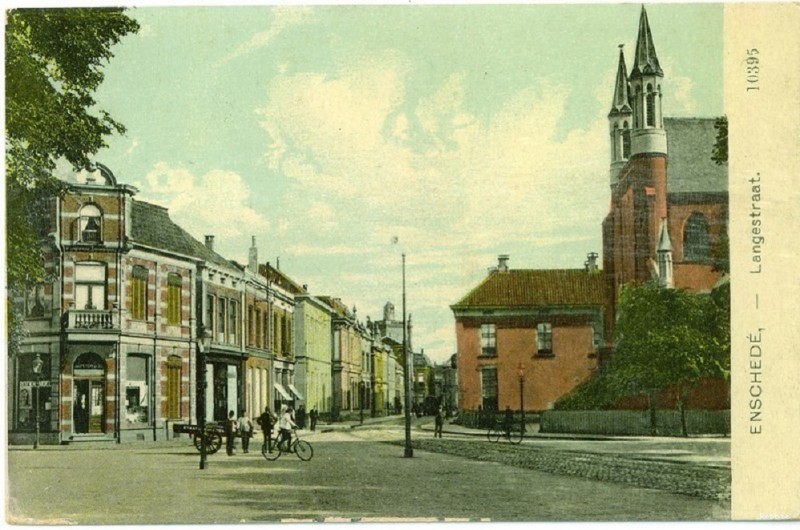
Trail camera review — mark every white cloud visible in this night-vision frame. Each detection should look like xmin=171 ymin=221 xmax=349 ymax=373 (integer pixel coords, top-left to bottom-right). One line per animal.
xmin=216 ymin=7 xmax=314 ymax=66
xmin=140 ymin=162 xmax=269 ymax=243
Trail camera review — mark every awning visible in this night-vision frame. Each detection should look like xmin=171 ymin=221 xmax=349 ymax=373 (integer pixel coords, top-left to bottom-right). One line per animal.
xmin=288 ymin=384 xmax=304 ymax=400
xmin=273 ymin=383 xmax=291 ymax=400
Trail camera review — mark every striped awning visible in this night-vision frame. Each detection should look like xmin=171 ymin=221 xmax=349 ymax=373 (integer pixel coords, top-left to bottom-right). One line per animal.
xmin=273 ymin=383 xmax=291 ymax=400
xmin=288 ymin=384 xmax=303 ymax=400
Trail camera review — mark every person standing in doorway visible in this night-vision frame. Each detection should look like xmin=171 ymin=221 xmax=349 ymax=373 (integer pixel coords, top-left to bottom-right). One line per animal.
xmin=434 ymin=406 xmax=444 ymax=438
xmin=238 ymin=411 xmax=253 ymax=453
xmin=258 ymin=406 xmax=276 ymax=453
xmin=225 ymin=410 xmax=237 ymax=456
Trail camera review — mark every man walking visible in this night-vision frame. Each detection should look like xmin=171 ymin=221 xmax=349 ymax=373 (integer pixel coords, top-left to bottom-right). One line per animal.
xmin=434 ymin=406 xmax=444 ymax=438
xmin=309 ymin=407 xmax=318 ymax=431
xmin=225 ymin=410 xmax=237 ymax=456
xmin=258 ymin=406 xmax=276 ymax=453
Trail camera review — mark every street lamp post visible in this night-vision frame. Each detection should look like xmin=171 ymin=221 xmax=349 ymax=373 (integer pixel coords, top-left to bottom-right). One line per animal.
xmin=198 ymin=332 xmax=210 ymax=470
xmin=517 ymin=362 xmax=525 ymax=434
xmin=359 ymin=381 xmax=364 ymax=425
xmin=402 ymin=253 xmax=413 ymax=458
xmin=32 ymin=354 xmax=43 ymax=450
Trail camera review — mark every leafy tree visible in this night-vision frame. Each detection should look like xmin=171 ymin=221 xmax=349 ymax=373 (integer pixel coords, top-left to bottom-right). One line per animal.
xmin=6 ymin=8 xmax=139 ymax=352
xmin=611 ymin=283 xmax=730 ymax=436
xmin=711 ymin=115 xmax=728 ymax=165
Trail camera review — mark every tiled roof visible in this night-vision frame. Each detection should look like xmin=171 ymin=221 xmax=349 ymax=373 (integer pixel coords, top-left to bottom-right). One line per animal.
xmin=130 ymin=200 xmax=232 ymax=268
xmin=452 ymin=269 xmax=605 ymax=309
xmin=665 ymin=118 xmax=728 ymax=194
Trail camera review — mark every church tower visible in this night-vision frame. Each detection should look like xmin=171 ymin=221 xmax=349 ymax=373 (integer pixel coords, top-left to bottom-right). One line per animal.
xmin=629 ymin=5 xmax=667 ymax=157
xmin=608 ymin=45 xmax=633 ymax=190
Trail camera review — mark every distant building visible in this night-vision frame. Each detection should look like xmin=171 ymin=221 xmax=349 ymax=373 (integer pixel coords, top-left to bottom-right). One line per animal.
xmin=294 ymin=292 xmax=335 ymax=414
xmin=452 ymin=255 xmax=607 ymax=412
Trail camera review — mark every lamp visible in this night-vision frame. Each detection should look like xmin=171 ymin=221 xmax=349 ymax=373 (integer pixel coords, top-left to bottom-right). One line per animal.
xmin=198 ymin=330 xmax=211 ymax=469
xmin=402 ymin=253 xmax=413 ymax=457
xmin=32 ymin=354 xmax=44 ymax=450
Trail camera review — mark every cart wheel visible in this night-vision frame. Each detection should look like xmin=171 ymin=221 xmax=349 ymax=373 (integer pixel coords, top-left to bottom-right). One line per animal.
xmin=207 ymin=432 xmax=222 ymax=454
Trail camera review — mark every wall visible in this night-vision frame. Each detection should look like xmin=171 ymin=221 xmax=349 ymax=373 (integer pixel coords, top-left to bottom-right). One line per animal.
xmin=540 ymin=409 xmax=730 ymax=436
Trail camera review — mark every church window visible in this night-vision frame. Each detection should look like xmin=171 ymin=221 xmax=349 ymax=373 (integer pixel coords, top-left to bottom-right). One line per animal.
xmin=166 ymin=273 xmax=182 ymax=325
xmin=684 ymin=213 xmax=711 ymax=262
xmin=622 ymin=122 xmax=631 ymax=158
xmin=537 ymin=322 xmax=553 ymax=356
xmin=479 ymin=324 xmax=496 ymax=356
xmin=75 ymin=262 xmax=106 ymax=310
xmin=646 ymin=84 xmax=656 ymax=127
xmin=130 ymin=266 xmax=148 ymax=320
xmin=79 ymin=204 xmax=102 ymax=243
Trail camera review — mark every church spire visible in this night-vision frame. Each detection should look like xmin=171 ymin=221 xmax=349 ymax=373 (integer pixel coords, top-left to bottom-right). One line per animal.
xmin=628 ymin=5 xmax=666 ymax=157
xmin=608 ymin=45 xmax=633 ymax=190
xmin=656 ymin=218 xmax=673 ymax=288
xmin=630 ymin=5 xmax=663 ymax=79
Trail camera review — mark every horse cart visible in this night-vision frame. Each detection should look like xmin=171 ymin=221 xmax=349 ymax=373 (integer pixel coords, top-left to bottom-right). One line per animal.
xmin=172 ymin=422 xmax=224 ymax=455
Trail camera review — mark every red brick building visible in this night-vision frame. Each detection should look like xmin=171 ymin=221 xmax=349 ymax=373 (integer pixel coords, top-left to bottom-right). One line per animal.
xmin=452 ymin=256 xmax=607 ymax=412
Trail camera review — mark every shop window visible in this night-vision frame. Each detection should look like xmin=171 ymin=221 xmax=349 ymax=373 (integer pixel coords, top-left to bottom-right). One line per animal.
xmin=166 ymin=273 xmax=182 ymax=325
xmin=684 ymin=212 xmax=711 ymax=262
xmin=130 ymin=266 xmax=148 ymax=320
xmin=16 ymin=354 xmax=52 ymax=431
xmin=166 ymin=355 xmax=182 ymax=419
xmin=537 ymin=322 xmax=553 ymax=356
xmin=481 ymin=366 xmax=498 ymax=412
xmin=126 ymin=355 xmax=149 ymax=424
xmin=479 ymin=324 xmax=496 ymax=356
xmin=75 ymin=262 xmax=106 ymax=310
xmin=79 ymin=204 xmax=102 ymax=243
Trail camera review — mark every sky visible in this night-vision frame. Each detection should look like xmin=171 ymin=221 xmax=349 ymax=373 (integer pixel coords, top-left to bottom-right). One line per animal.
xmin=67 ymin=3 xmax=723 ymax=363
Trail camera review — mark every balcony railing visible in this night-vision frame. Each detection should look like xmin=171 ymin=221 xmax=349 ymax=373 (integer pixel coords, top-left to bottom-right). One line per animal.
xmin=63 ymin=309 xmax=118 ymax=330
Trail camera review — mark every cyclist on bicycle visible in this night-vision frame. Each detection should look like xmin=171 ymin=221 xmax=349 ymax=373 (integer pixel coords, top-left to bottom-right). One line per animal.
xmin=502 ymin=406 xmax=514 ymax=435
xmin=278 ymin=405 xmax=297 ymax=450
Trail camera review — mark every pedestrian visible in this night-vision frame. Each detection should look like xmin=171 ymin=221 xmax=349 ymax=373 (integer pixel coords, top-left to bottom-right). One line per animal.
xmin=238 ymin=411 xmax=253 ymax=453
xmin=225 ymin=410 xmax=237 ymax=456
xmin=434 ymin=406 xmax=444 ymax=438
xmin=309 ymin=407 xmax=318 ymax=431
xmin=296 ymin=405 xmax=306 ymax=429
xmin=258 ymin=406 xmax=276 ymax=453
xmin=503 ymin=406 xmax=514 ymax=435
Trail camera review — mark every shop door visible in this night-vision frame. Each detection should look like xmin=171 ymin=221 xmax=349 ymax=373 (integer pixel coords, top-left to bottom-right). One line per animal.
xmin=74 ymin=379 xmax=104 ymax=434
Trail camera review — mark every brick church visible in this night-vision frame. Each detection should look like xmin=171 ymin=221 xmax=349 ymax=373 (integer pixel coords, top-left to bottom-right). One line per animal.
xmin=453 ymin=6 xmax=729 ymax=413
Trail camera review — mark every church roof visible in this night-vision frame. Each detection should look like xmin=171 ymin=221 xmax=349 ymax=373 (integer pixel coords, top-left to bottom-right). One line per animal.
xmin=609 ymin=47 xmax=632 ymax=116
xmin=630 ymin=6 xmax=663 ymax=78
xmin=451 ymin=269 xmax=605 ymax=309
xmin=665 ymin=118 xmax=728 ymax=194
xmin=130 ymin=200 xmax=232 ymax=268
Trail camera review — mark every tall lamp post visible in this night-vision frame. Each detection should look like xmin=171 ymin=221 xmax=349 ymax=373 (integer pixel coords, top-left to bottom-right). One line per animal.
xmin=32 ymin=354 xmax=43 ymax=450
xmin=359 ymin=381 xmax=364 ymax=425
xmin=198 ymin=331 xmax=211 ymax=470
xmin=517 ymin=362 xmax=525 ymax=434
xmin=402 ymin=253 xmax=413 ymax=458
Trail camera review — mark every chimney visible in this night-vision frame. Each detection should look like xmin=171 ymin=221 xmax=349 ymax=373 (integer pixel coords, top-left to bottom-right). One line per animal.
xmin=584 ymin=252 xmax=599 ymax=272
xmin=204 ymin=235 xmax=215 ymax=251
xmin=497 ymin=254 xmax=510 ymax=272
xmin=248 ymin=236 xmax=258 ymax=272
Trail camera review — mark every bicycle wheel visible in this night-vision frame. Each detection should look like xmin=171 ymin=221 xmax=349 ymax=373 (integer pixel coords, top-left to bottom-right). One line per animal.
xmin=293 ymin=440 xmax=313 ymax=461
xmin=507 ymin=426 xmax=523 ymax=445
xmin=487 ymin=426 xmax=501 ymax=443
xmin=262 ymin=440 xmax=283 ymax=461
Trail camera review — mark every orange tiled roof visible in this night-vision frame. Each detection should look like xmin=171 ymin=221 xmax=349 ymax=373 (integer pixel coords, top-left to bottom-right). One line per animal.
xmin=452 ymin=269 xmax=605 ymax=309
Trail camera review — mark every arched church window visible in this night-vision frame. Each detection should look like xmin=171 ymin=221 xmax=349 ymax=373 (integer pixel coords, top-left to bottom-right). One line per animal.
xmin=79 ymin=204 xmax=102 ymax=243
xmin=646 ymin=84 xmax=656 ymax=127
xmin=622 ymin=121 xmax=631 ymax=159
xmin=684 ymin=212 xmax=711 ymax=262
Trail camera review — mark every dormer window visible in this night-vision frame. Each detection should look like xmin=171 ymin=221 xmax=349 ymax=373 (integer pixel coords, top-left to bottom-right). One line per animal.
xmin=79 ymin=204 xmax=102 ymax=243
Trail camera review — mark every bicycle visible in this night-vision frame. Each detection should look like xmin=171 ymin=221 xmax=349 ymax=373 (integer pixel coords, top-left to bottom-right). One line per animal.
xmin=262 ymin=429 xmax=313 ymax=461
xmin=487 ymin=422 xmax=524 ymax=445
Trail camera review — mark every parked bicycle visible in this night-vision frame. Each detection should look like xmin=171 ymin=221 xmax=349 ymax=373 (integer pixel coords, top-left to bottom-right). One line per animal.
xmin=262 ymin=428 xmax=313 ymax=461
xmin=487 ymin=421 xmax=524 ymax=444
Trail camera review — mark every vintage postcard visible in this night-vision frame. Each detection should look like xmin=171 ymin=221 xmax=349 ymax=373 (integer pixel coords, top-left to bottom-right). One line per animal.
xmin=4 ymin=1 xmax=798 ymax=524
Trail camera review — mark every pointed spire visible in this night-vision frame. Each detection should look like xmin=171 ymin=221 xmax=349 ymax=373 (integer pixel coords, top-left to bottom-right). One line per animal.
xmin=657 ymin=218 xmax=672 ymax=252
xmin=609 ymin=45 xmax=632 ymax=116
xmin=630 ymin=5 xmax=663 ymax=79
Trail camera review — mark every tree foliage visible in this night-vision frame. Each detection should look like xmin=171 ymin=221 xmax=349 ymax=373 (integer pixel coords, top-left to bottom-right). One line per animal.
xmin=711 ymin=115 xmax=728 ymax=166
xmin=6 ymin=8 xmax=139 ymax=288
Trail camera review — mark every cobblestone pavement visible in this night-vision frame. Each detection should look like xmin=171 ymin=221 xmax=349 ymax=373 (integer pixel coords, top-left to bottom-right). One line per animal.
xmin=7 ymin=426 xmax=729 ymax=523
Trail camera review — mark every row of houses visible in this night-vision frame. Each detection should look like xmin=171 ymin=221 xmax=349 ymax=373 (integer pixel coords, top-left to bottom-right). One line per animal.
xmin=8 ymin=164 xmax=430 ymax=445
